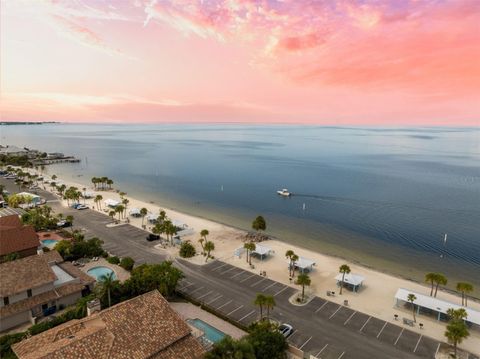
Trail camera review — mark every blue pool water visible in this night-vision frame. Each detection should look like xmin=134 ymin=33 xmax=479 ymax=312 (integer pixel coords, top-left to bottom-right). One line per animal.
xmin=41 ymin=239 xmax=58 ymax=248
xmin=87 ymin=266 xmax=117 ymax=281
xmin=187 ymin=319 xmax=226 ymax=343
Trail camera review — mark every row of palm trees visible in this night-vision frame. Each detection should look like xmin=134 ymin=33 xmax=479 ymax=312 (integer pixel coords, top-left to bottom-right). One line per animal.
xmin=425 ymin=272 xmax=474 ymax=307
xmin=254 ymin=293 xmax=276 ymax=321
xmin=91 ymin=176 xmax=114 ymax=190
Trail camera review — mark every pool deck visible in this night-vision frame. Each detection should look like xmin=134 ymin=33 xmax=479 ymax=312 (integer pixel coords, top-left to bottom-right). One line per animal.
xmin=171 ymin=302 xmax=246 ymax=340
xmin=37 ymin=231 xmax=65 ymax=242
xmin=80 ymin=258 xmax=131 ymax=282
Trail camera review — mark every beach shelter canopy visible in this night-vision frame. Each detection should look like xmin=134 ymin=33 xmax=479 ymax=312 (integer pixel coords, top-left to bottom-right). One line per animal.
xmin=395 ymin=288 xmax=480 ymax=326
xmin=335 ymin=273 xmax=365 ymax=287
xmin=296 ymin=257 xmax=316 ymax=270
xmin=82 ymin=191 xmax=94 ymax=198
xmin=104 ymin=199 xmax=120 ymax=207
xmin=146 ymin=213 xmax=158 ymax=222
xmin=129 ymin=208 xmax=141 ymax=216
xmin=252 ymin=244 xmax=273 ymax=257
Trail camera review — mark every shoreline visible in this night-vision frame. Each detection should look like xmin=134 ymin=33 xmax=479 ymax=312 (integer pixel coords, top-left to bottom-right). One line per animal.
xmin=45 ymin=165 xmax=480 ymax=298
xmin=15 ymin=168 xmax=480 ymax=353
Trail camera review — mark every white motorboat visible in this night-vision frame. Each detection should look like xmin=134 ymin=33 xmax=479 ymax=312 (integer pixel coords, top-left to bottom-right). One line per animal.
xmin=277 ymin=189 xmax=291 ymax=197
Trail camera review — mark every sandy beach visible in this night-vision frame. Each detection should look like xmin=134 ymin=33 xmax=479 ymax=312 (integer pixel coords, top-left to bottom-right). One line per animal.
xmin=31 ymin=171 xmax=480 ymax=354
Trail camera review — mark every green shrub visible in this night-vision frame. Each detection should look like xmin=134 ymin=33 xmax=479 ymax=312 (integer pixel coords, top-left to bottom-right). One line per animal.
xmin=179 ymin=241 xmax=196 ymax=258
xmin=119 ymin=257 xmax=134 ymax=271
xmin=107 ymin=256 xmax=120 ymax=265
xmin=0 ymin=332 xmax=26 ymax=359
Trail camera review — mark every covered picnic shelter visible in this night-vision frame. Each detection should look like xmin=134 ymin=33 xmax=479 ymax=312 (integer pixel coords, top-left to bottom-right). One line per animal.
xmin=335 ymin=273 xmax=365 ymax=292
xmin=288 ymin=257 xmax=316 ymax=273
xmin=104 ymin=199 xmax=120 ymax=208
xmin=251 ymin=244 xmax=273 ymax=260
xmin=394 ymin=288 xmax=480 ymax=330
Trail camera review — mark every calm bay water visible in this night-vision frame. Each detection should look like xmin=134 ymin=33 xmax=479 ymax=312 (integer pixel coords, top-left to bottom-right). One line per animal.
xmin=2 ymin=124 xmax=479 ymax=292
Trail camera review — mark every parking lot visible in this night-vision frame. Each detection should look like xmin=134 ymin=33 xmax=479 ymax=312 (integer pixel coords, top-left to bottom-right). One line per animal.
xmin=178 ymin=260 xmax=446 ymax=359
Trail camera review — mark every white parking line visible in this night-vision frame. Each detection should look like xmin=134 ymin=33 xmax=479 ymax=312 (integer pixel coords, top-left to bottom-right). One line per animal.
xmin=394 ymin=328 xmax=405 ymax=345
xmin=238 ymin=310 xmax=255 ymax=321
xmin=274 ymin=286 xmax=289 ymax=296
xmin=240 ymin=274 xmax=255 ymax=283
xmin=344 ymin=311 xmax=356 ymax=325
xmin=299 ymin=336 xmax=312 ymax=350
xmin=213 ymin=263 xmax=229 ymax=271
xmin=179 ymin=282 xmax=194 ymax=290
xmin=190 ymin=286 xmax=204 ymax=294
xmin=315 ymin=301 xmax=329 ymax=313
xmin=216 ymin=300 xmax=233 ymax=310
xmin=288 ymin=330 xmax=298 ymax=340
xmin=316 ymin=344 xmax=328 ymax=357
xmin=262 ymin=282 xmax=277 ymax=291
xmin=227 ymin=305 xmax=244 ymax=316
xmin=206 ymin=295 xmax=223 ymax=304
xmin=250 ymin=277 xmax=267 ymax=287
xmin=413 ymin=335 xmax=423 ymax=353
xmin=329 ymin=306 xmax=342 ymax=319
xmin=231 ymin=271 xmax=245 ymax=279
xmin=197 ymin=290 xmax=213 ymax=300
xmin=359 ymin=316 xmax=371 ymax=332
xmin=376 ymin=322 xmax=388 ymax=338
xmin=221 ymin=267 xmax=237 ymax=275
xmin=435 ymin=343 xmax=441 ymax=356
xmin=338 ymin=351 xmax=345 ymax=359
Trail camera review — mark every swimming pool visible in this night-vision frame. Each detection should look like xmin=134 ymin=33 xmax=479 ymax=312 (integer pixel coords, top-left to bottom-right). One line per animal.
xmin=87 ymin=266 xmax=117 ymax=281
xmin=187 ymin=319 xmax=226 ymax=343
xmin=41 ymin=239 xmax=58 ymax=248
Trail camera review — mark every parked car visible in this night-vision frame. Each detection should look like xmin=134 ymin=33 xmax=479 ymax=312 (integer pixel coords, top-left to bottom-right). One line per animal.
xmin=76 ymin=204 xmax=88 ymax=210
xmin=70 ymin=203 xmax=81 ymax=209
xmin=57 ymin=220 xmax=72 ymax=228
xmin=146 ymin=234 xmax=160 ymax=241
xmin=278 ymin=323 xmax=293 ymax=338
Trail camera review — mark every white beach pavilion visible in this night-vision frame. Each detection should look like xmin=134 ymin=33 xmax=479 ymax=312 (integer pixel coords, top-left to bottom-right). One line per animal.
xmin=251 ymin=244 xmax=273 ymax=260
xmin=104 ymin=199 xmax=120 ymax=208
xmin=288 ymin=257 xmax=316 ymax=273
xmin=335 ymin=273 xmax=365 ymax=292
xmin=395 ymin=288 xmax=480 ymax=329
xmin=129 ymin=208 xmax=141 ymax=217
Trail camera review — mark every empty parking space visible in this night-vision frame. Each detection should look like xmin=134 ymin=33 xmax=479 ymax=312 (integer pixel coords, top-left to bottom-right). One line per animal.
xmin=412 ymin=335 xmax=440 ymax=358
xmin=360 ymin=317 xmax=385 ymax=337
xmin=315 ymin=343 xmax=346 ymax=359
xmin=377 ymin=323 xmax=403 ymax=345
xmin=344 ymin=312 xmax=370 ymax=331
xmin=329 ymin=306 xmax=355 ymax=325
xmin=317 ymin=302 xmax=342 ymax=319
xmin=395 ymin=329 xmax=420 ymax=352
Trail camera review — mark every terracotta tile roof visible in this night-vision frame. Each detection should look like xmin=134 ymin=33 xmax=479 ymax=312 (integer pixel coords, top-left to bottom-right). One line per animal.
xmin=13 ymin=291 xmax=205 ymax=359
xmin=58 ymin=262 xmax=95 ymax=286
xmin=0 ymin=283 xmax=84 ymax=318
xmin=40 ymin=250 xmax=64 ymax=263
xmin=0 ymin=215 xmax=39 ymax=256
xmin=0 ymin=255 xmax=57 ymax=297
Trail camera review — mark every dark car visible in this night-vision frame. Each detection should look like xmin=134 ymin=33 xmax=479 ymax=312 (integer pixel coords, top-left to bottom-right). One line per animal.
xmin=57 ymin=220 xmax=72 ymax=228
xmin=146 ymin=234 xmax=160 ymax=241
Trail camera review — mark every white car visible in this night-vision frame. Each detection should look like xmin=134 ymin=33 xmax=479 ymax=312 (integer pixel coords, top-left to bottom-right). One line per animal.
xmin=278 ymin=323 xmax=293 ymax=337
xmin=76 ymin=204 xmax=88 ymax=210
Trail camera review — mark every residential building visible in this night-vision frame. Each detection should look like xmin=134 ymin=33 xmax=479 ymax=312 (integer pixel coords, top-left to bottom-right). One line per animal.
xmin=0 ymin=251 xmax=95 ymax=332
xmin=0 ymin=145 xmax=28 ymax=156
xmin=0 ymin=215 xmax=39 ymax=262
xmin=12 ymin=290 xmax=206 ymax=359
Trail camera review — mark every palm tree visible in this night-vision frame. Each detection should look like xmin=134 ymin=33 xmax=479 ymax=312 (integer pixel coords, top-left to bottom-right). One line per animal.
xmin=291 ymin=254 xmax=299 ymax=278
xmin=140 ymin=208 xmax=148 ymax=226
xmin=296 ymin=273 xmax=311 ymax=302
xmin=252 ymin=215 xmax=266 ymax=239
xmin=200 ymin=229 xmax=209 ymax=241
xmin=204 ymin=241 xmax=215 ymax=262
xmin=425 ymin=272 xmax=437 ymax=296
xmin=107 ymin=178 xmax=113 ymax=189
xmin=115 ymin=205 xmax=124 ymax=220
xmin=244 ymin=242 xmax=256 ymax=265
xmin=285 ymin=250 xmax=295 ymax=278
xmin=159 ymin=210 xmax=167 ymax=222
xmin=407 ymin=293 xmax=417 ymax=322
xmin=96 ymin=195 xmax=103 ymax=210
xmin=122 ymin=198 xmax=129 ymax=217
xmin=51 ymin=174 xmax=57 ymax=181
xmin=456 ymin=282 xmax=474 ymax=307
xmin=339 ymin=264 xmax=351 ymax=295
xmin=264 ymin=295 xmax=275 ymax=321
xmin=445 ymin=320 xmax=470 ymax=358
xmin=447 ymin=308 xmax=468 ymax=322
xmin=434 ymin=273 xmax=447 ymax=297
xmin=99 ymin=272 xmax=116 ymax=308
xmin=108 ymin=210 xmax=116 ymax=222
xmin=91 ymin=177 xmax=98 ymax=190
xmin=254 ymin=293 xmax=266 ymax=320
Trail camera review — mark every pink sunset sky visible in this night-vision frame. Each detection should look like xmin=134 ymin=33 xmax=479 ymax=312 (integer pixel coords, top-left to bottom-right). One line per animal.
xmin=1 ymin=0 xmax=479 ymax=125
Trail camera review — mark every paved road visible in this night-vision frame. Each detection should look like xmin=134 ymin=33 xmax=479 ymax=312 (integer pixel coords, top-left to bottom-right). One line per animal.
xmin=1 ymin=179 xmax=471 ymax=358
